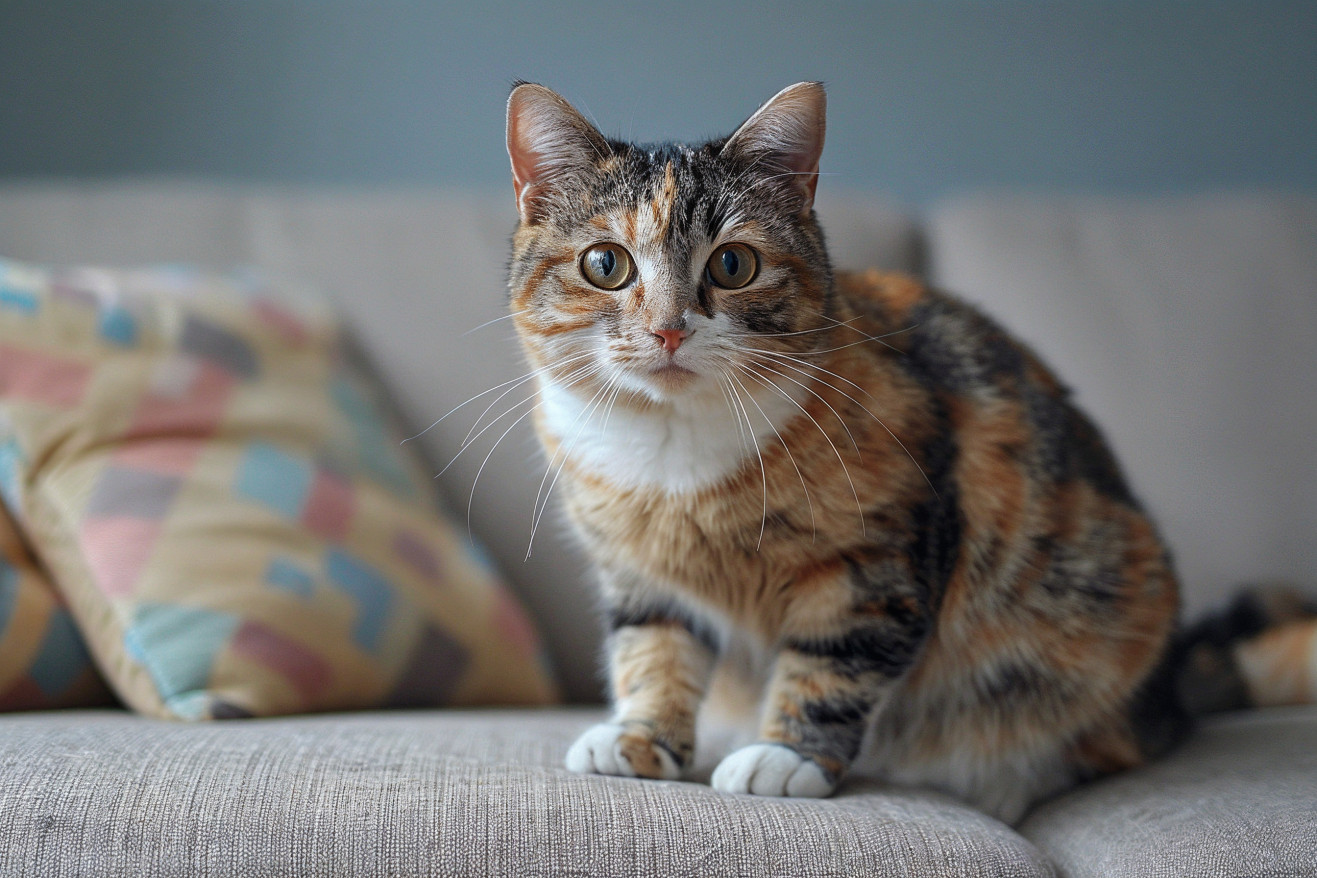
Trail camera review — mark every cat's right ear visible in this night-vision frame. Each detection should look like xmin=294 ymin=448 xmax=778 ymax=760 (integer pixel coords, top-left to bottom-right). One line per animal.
xmin=506 ymin=83 xmax=610 ymax=224
xmin=722 ymin=82 xmax=826 ymax=214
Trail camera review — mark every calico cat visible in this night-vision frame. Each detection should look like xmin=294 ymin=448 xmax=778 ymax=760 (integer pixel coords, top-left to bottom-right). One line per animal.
xmin=501 ymin=81 xmax=1317 ymax=823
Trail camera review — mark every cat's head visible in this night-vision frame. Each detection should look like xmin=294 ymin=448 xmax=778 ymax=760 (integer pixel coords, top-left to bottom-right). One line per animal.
xmin=506 ymin=82 xmax=834 ymax=407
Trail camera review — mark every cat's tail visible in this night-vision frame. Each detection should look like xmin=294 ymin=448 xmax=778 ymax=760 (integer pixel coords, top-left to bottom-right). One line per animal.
xmin=1174 ymin=585 xmax=1317 ymax=716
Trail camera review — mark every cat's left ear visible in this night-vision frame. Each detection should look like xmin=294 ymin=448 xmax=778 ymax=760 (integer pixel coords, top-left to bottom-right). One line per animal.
xmin=722 ymin=82 xmax=826 ymax=213
xmin=507 ymin=82 xmax=611 ymax=224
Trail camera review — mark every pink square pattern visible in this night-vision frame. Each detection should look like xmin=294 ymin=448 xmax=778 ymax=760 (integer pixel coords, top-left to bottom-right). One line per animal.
xmin=79 ymin=518 xmax=165 ymax=599
xmin=301 ymin=469 xmax=355 ymax=542
xmin=0 ymin=346 xmax=92 ymax=407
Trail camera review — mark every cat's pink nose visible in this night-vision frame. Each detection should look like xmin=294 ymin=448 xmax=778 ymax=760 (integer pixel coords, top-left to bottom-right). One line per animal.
xmin=652 ymin=328 xmax=689 ymax=352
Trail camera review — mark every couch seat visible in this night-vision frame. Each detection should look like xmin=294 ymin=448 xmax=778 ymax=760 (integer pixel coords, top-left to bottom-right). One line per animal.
xmin=0 ymin=707 xmax=1050 ymax=877
xmin=4 ymin=705 xmax=1316 ymax=876
xmin=1021 ymin=705 xmax=1317 ymax=878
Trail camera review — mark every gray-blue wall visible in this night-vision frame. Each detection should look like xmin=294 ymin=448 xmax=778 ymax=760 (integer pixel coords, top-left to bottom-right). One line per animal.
xmin=2 ymin=1 xmax=1314 ymax=202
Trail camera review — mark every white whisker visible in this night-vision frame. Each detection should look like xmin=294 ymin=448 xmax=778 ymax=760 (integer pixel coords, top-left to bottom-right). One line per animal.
xmin=723 ymin=363 xmax=816 ymax=541
xmin=462 ymin=309 xmax=530 ymax=337
xmin=404 ymin=352 xmax=591 ymax=445
xmin=461 ymin=352 xmax=594 ymax=446
xmin=527 ymin=372 xmax=619 ymax=558
xmin=733 ymin=362 xmax=863 ymax=538
xmin=438 ymin=360 xmax=598 ymax=478
xmin=722 ymin=369 xmax=769 ymax=551
xmin=745 ymin=347 xmax=937 ymax=499
xmin=741 ymin=351 xmax=863 ymax=460
xmin=797 ymin=310 xmax=920 ymax=355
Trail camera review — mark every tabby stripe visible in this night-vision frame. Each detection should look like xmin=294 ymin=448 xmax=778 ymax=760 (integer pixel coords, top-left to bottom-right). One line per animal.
xmin=608 ymin=602 xmax=721 ymax=655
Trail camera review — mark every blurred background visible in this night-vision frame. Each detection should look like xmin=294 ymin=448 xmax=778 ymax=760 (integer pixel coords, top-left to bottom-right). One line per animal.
xmin=2 ymin=0 xmax=1314 ymax=202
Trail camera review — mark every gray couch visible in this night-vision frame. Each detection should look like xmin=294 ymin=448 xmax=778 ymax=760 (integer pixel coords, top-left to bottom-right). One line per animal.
xmin=1 ymin=182 xmax=1314 ymax=877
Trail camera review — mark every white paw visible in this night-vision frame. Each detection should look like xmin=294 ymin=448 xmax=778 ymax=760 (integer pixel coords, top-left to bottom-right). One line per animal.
xmin=710 ymin=743 xmax=835 ymax=797
xmin=564 ymin=723 xmax=682 ymax=780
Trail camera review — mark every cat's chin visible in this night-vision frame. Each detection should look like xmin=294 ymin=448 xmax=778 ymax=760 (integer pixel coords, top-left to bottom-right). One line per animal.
xmin=616 ymin=362 xmax=706 ymax=404
xmin=648 ymin=362 xmax=699 ymax=387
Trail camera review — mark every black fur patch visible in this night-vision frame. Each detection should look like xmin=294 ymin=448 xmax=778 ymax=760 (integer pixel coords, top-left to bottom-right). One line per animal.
xmin=906 ymin=420 xmax=962 ymax=603
xmin=1024 ymin=385 xmax=1138 ymax=507
xmin=607 ymin=600 xmax=721 ymax=655
xmin=786 ymin=613 xmax=929 ymax=680
xmin=1127 ymin=638 xmax=1194 ymax=758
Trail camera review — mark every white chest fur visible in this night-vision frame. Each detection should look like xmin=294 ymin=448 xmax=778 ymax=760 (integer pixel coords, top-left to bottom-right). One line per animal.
xmin=537 ymin=376 xmax=804 ymax=494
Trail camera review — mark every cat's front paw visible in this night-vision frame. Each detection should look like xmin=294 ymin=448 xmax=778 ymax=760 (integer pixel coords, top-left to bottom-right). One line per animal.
xmin=565 ymin=723 xmax=683 ymax=780
xmin=710 ymin=743 xmax=835 ymax=797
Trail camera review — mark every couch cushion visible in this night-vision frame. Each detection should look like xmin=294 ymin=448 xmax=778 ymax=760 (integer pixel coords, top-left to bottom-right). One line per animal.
xmin=0 ymin=256 xmax=555 ymax=718
xmin=0 ymin=708 xmax=1052 ymax=878
xmin=927 ymin=193 xmax=1317 ymax=616
xmin=0 ymin=180 xmax=922 ymax=702
xmin=1020 ymin=706 xmax=1317 ymax=878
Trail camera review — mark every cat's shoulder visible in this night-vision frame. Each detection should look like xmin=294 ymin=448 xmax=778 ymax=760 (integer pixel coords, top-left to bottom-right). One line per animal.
xmin=835 ymin=269 xmax=929 ymax=317
xmin=835 ymin=268 xmax=1069 ymax=402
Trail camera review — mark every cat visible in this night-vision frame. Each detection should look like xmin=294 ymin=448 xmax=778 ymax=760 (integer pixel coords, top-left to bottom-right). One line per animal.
xmin=500 ymin=80 xmax=1317 ymax=824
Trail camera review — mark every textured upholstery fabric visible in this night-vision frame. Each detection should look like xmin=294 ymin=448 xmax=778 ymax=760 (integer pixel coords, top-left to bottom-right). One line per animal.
xmin=0 ymin=181 xmax=920 ymax=703
xmin=927 ymin=193 xmax=1317 ymax=617
xmin=1021 ymin=706 xmax=1317 ymax=878
xmin=0 ymin=708 xmax=1054 ymax=878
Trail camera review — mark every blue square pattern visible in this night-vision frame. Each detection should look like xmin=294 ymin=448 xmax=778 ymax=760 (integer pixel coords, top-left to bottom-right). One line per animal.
xmin=98 ymin=305 xmax=139 ymax=347
xmin=0 ymin=264 xmax=38 ymax=314
xmin=325 ymin=549 xmax=394 ymax=653
xmin=0 ymin=437 xmax=25 ymax=514
xmin=0 ymin=287 xmax=38 ymax=314
xmin=265 ymin=557 xmax=316 ymax=598
xmin=330 ymin=376 xmax=416 ymax=498
xmin=234 ymin=442 xmax=313 ymax=520
xmin=124 ymin=602 xmax=241 ymax=706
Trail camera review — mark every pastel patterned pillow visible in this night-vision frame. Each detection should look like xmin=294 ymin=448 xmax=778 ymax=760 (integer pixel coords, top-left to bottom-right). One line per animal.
xmin=0 ymin=503 xmax=113 ymax=710
xmin=0 ymin=257 xmax=557 ymax=719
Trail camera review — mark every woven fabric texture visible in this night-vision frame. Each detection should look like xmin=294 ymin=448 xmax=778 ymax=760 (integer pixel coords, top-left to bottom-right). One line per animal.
xmin=0 ymin=708 xmax=1054 ymax=878
xmin=1021 ymin=705 xmax=1317 ymax=878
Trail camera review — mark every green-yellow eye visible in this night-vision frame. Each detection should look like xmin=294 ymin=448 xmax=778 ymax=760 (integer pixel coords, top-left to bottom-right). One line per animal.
xmin=707 ymin=243 xmax=758 ymax=289
xmin=580 ymin=243 xmax=634 ymax=290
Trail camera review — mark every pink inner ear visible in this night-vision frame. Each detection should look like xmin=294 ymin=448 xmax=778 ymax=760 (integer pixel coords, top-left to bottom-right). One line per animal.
xmin=506 ymin=96 xmax=546 ymax=217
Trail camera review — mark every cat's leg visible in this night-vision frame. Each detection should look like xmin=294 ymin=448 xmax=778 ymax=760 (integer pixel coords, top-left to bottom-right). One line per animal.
xmin=567 ymin=592 xmax=717 ymax=781
xmin=712 ymin=561 xmax=932 ymax=797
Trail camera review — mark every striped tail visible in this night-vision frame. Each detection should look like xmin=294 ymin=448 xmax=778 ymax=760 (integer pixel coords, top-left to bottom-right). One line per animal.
xmin=1175 ymin=586 xmax=1317 ymax=716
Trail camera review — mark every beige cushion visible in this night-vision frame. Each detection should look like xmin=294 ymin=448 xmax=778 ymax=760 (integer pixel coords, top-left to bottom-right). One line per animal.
xmin=0 ymin=707 xmax=1053 ymax=877
xmin=0 ymin=256 xmax=556 ymax=718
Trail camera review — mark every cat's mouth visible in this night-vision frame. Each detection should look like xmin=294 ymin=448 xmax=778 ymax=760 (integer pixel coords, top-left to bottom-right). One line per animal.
xmin=644 ymin=360 xmax=700 ymax=392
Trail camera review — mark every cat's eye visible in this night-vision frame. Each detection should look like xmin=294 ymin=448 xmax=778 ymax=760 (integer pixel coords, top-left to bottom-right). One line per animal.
xmin=706 ymin=243 xmax=758 ymax=289
xmin=580 ymin=243 xmax=634 ymax=290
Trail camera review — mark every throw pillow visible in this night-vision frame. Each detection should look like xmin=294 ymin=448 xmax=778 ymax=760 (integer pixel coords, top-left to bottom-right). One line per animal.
xmin=0 ymin=257 xmax=557 ymax=719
